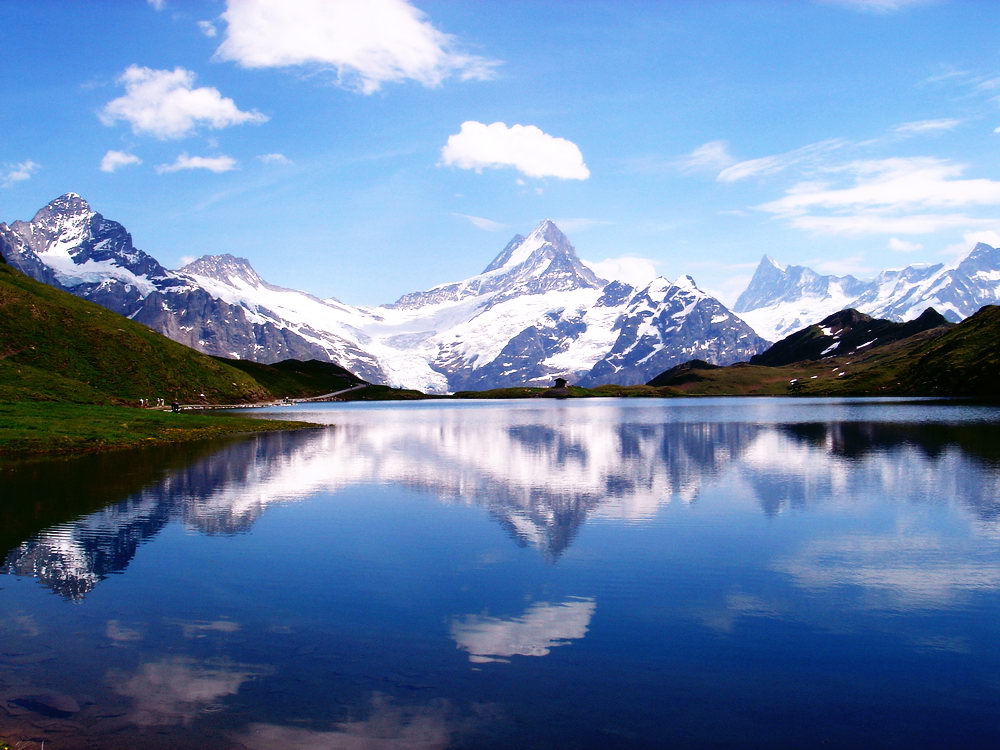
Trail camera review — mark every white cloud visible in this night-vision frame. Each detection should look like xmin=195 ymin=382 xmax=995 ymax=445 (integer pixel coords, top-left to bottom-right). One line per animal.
xmin=821 ymin=0 xmax=931 ymax=12
xmin=441 ymin=121 xmax=589 ymax=180
xmin=257 ymin=152 xmax=292 ymax=165
xmin=100 ymin=150 xmax=142 ymax=173
xmin=789 ymin=212 xmax=996 ymax=235
xmin=179 ymin=255 xmax=196 ymax=267
xmin=100 ymin=65 xmax=267 ymax=140
xmin=551 ymin=218 xmax=611 ymax=233
xmin=147 ymin=0 xmax=165 ymax=10
xmin=888 ymin=237 xmax=923 ymax=252
xmin=759 ymin=157 xmax=1000 ymax=235
xmin=197 ymin=20 xmax=218 ymax=37
xmin=452 ymin=213 xmax=507 ymax=231
xmin=675 ymin=140 xmax=734 ymax=174
xmin=943 ymin=230 xmax=1000 ymax=262
xmin=583 ymin=256 xmax=659 ymax=288
xmin=1 ymin=159 xmax=40 ymax=187
xmin=215 ymin=0 xmax=497 ymax=94
xmin=809 ymin=253 xmax=876 ymax=276
xmin=156 ymin=153 xmax=238 ymax=174
xmin=894 ymin=118 xmax=961 ymax=135
xmin=717 ymin=138 xmax=847 ymax=183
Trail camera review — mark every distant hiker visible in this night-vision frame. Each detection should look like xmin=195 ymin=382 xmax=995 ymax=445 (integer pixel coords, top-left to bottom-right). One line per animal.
xmin=171 ymin=401 xmax=180 ymax=413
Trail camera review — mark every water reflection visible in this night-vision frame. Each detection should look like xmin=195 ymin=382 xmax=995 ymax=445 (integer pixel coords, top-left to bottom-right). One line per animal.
xmin=450 ymin=597 xmax=596 ymax=663
xmin=234 ymin=694 xmax=465 ymax=750
xmin=3 ymin=402 xmax=1000 ymax=600
xmin=109 ymin=657 xmax=269 ymax=728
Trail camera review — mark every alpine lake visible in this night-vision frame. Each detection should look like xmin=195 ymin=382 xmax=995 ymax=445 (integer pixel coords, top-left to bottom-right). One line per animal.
xmin=2 ymin=397 xmax=1000 ymax=749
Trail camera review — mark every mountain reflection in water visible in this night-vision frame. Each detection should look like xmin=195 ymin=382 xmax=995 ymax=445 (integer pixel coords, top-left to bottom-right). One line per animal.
xmin=3 ymin=400 xmax=999 ymax=600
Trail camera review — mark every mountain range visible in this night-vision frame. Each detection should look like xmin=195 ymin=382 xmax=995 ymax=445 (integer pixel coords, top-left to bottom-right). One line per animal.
xmin=0 ymin=195 xmax=766 ymax=392
xmin=3 ymin=194 xmax=999 ymax=392
xmin=735 ymin=243 xmax=1000 ymax=341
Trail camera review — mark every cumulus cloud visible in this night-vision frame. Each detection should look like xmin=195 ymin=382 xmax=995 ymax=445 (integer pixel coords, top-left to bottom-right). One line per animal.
xmin=100 ymin=65 xmax=267 ymax=140
xmin=453 ymin=213 xmax=508 ymax=231
xmin=156 ymin=153 xmax=238 ymax=174
xmin=441 ymin=121 xmax=590 ymax=180
xmin=257 ymin=152 xmax=292 ymax=165
xmin=197 ymin=20 xmax=218 ymax=37
xmin=583 ymin=256 xmax=659 ymax=288
xmin=100 ymin=150 xmax=142 ymax=173
xmin=758 ymin=157 xmax=1000 ymax=234
xmin=215 ymin=0 xmax=497 ymax=94
xmin=1 ymin=159 xmax=40 ymax=187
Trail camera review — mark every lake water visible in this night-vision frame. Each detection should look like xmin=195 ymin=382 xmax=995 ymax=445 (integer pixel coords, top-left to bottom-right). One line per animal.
xmin=2 ymin=397 xmax=1000 ymax=748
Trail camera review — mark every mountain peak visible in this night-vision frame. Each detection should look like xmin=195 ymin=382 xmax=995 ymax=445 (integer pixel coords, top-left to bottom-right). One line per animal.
xmin=181 ymin=253 xmax=263 ymax=286
xmin=762 ymin=254 xmax=784 ymax=272
xmin=40 ymin=193 xmax=91 ymax=215
xmin=675 ymin=274 xmax=699 ymax=290
xmin=482 ymin=219 xmax=575 ymax=274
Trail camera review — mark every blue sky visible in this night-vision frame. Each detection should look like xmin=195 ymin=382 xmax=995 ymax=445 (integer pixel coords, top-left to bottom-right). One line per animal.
xmin=3 ymin=0 xmax=1000 ymax=305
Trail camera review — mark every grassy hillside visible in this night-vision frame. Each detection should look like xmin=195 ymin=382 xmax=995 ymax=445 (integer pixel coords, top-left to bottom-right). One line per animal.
xmin=647 ymin=306 xmax=999 ymax=398
xmin=0 ymin=261 xmax=271 ymax=404
xmin=217 ymin=357 xmax=364 ymax=398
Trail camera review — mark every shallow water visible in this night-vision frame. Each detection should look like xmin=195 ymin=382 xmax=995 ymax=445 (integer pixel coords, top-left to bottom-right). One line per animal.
xmin=2 ymin=397 xmax=1000 ymax=748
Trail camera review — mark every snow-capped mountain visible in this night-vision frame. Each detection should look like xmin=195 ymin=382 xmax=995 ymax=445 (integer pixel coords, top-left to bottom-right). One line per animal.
xmin=735 ymin=244 xmax=1000 ymax=341
xmin=0 ymin=194 xmax=390 ymax=382
xmin=0 ymin=195 xmax=768 ymax=392
xmin=734 ymin=256 xmax=870 ymax=342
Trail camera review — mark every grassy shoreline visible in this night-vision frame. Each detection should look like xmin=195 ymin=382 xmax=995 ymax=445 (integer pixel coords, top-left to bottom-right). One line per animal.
xmin=0 ymin=402 xmax=322 ymax=458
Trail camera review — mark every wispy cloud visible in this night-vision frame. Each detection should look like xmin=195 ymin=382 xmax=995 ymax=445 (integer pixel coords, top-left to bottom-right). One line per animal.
xmin=257 ymin=152 xmax=292 ymax=166
xmin=197 ymin=20 xmax=217 ymax=38
xmin=675 ymin=140 xmax=734 ymax=174
xmin=717 ymin=139 xmax=848 ymax=183
xmin=156 ymin=153 xmax=238 ymax=174
xmin=758 ymin=157 xmax=1000 ymax=234
xmin=893 ymin=118 xmax=961 ymax=135
xmin=888 ymin=237 xmax=923 ymax=252
xmin=1 ymin=159 xmax=40 ymax=187
xmin=552 ymin=218 xmax=611 ymax=233
xmin=215 ymin=0 xmax=498 ymax=94
xmin=452 ymin=213 xmax=507 ymax=231
xmin=819 ymin=0 xmax=932 ymax=13
xmin=441 ymin=121 xmax=589 ymax=180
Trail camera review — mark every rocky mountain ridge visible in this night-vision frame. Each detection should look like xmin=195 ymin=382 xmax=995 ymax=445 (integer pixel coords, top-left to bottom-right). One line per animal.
xmin=736 ymin=244 xmax=1000 ymax=341
xmin=0 ymin=195 xmax=768 ymax=392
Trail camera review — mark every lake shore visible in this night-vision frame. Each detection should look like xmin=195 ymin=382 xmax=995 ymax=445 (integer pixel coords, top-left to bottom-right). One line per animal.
xmin=0 ymin=402 xmax=323 ymax=458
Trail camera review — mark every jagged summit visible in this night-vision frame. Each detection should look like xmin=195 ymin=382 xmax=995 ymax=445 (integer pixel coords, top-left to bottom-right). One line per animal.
xmin=482 ymin=219 xmax=576 ymax=274
xmin=392 ymin=219 xmax=605 ymax=310
xmin=37 ymin=192 xmax=91 ymax=216
xmin=181 ymin=254 xmax=263 ymax=287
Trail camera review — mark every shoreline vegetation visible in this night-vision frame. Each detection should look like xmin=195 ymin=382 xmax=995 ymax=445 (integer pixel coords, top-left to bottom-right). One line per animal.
xmin=0 ymin=402 xmax=322 ymax=458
